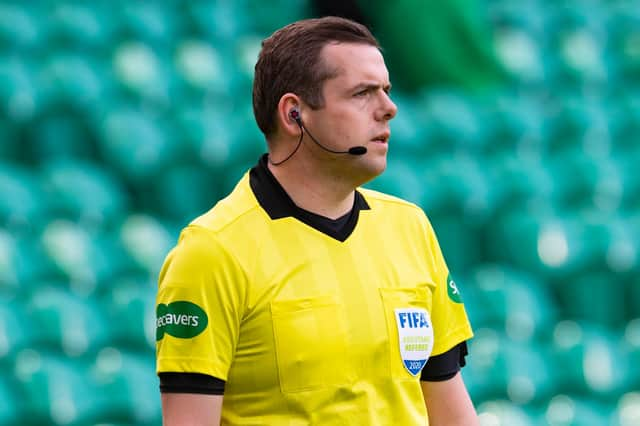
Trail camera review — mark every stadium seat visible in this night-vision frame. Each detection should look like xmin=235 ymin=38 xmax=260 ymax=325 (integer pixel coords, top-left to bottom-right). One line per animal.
xmin=25 ymin=286 xmax=111 ymax=356
xmin=37 ymin=53 xmax=107 ymax=110
xmin=552 ymin=321 xmax=634 ymax=397
xmin=13 ymin=349 xmax=106 ymax=425
xmin=0 ymin=163 xmax=48 ymax=231
xmin=40 ymin=219 xmax=131 ymax=292
xmin=46 ymin=2 xmax=113 ymax=49
xmin=91 ymin=348 xmax=161 ymax=425
xmin=543 ymin=394 xmax=612 ymax=426
xmin=623 ymin=319 xmax=640 ymax=389
xmin=0 ymin=54 xmax=38 ymax=122
xmin=0 ymin=376 xmax=22 ymax=426
xmin=111 ymin=40 xmax=171 ymax=105
xmin=24 ymin=110 xmax=94 ymax=163
xmin=607 ymin=6 xmax=640 ymax=85
xmin=0 ymin=297 xmax=37 ymax=364
xmin=119 ymin=214 xmax=177 ymax=276
xmin=0 ymin=229 xmax=58 ymax=294
xmin=40 ymin=160 xmax=129 ymax=227
xmin=97 ymin=106 xmax=180 ymax=185
xmin=469 ymin=264 xmax=557 ymax=341
xmin=464 ymin=328 xmax=555 ymax=404
xmin=117 ymin=2 xmax=177 ymax=46
xmin=100 ymin=276 xmax=157 ymax=351
xmin=476 ymin=399 xmax=537 ymax=426
xmin=0 ymin=3 xmax=40 ymax=51
xmin=488 ymin=0 xmax=547 ymax=85
xmin=613 ymin=391 xmax=640 ymax=426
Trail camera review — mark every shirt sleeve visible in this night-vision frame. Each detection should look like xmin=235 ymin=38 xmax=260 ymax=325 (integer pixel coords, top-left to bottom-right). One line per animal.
xmin=155 ymin=225 xmax=248 ymax=381
xmin=422 ymin=213 xmax=474 ymax=356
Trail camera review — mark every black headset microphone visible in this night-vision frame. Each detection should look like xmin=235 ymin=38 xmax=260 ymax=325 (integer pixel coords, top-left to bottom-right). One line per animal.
xmin=270 ymin=108 xmax=368 ymax=166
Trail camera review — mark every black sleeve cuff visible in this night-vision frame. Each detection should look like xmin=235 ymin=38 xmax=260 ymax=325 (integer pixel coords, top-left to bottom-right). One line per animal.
xmin=159 ymin=372 xmax=226 ymax=395
xmin=420 ymin=341 xmax=468 ymax=382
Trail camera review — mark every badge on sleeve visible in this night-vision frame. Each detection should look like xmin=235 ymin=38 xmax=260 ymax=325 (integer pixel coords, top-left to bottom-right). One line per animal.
xmin=394 ymin=308 xmax=434 ymax=376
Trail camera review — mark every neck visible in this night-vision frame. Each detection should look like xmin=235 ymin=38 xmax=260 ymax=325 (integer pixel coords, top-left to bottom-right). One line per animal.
xmin=267 ymin=153 xmax=356 ymax=219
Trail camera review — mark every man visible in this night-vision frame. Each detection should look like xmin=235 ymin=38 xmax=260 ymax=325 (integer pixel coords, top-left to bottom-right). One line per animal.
xmin=156 ymin=16 xmax=478 ymax=425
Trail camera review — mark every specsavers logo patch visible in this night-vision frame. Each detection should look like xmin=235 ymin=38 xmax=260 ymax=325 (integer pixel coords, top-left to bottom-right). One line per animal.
xmin=395 ymin=308 xmax=434 ymax=376
xmin=447 ymin=273 xmax=463 ymax=303
xmin=156 ymin=301 xmax=208 ymax=340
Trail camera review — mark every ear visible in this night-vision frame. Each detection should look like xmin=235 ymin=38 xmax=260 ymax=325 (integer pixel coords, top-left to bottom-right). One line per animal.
xmin=276 ymin=93 xmax=302 ymax=137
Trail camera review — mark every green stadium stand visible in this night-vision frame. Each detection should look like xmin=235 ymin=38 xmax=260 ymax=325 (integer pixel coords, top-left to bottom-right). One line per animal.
xmin=0 ymin=298 xmax=37 ymax=364
xmin=117 ymin=2 xmax=178 ymax=46
xmin=100 ymin=276 xmax=156 ymax=351
xmin=97 ymin=106 xmax=180 ymax=185
xmin=91 ymin=348 xmax=160 ymax=425
xmin=612 ymin=391 xmax=640 ymax=426
xmin=119 ymin=213 xmax=177 ymax=276
xmin=470 ymin=264 xmax=556 ymax=341
xmin=41 ymin=160 xmax=129 ymax=226
xmin=26 ymin=286 xmax=112 ymax=356
xmin=14 ymin=349 xmax=105 ymax=425
xmin=0 ymin=163 xmax=48 ymax=231
xmin=40 ymin=220 xmax=131 ymax=292
xmin=0 ymin=376 xmax=22 ymax=426
xmin=476 ymin=399 xmax=537 ymax=426
xmin=0 ymin=54 xmax=38 ymax=122
xmin=464 ymin=328 xmax=554 ymax=405
xmin=542 ymin=394 xmax=612 ymax=426
xmin=552 ymin=321 xmax=634 ymax=398
xmin=46 ymin=2 xmax=113 ymax=50
xmin=0 ymin=3 xmax=40 ymax=51
xmin=607 ymin=6 xmax=640 ymax=86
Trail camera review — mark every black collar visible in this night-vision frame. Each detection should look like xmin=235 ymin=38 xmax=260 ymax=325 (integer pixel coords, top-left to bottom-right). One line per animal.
xmin=249 ymin=154 xmax=370 ymax=242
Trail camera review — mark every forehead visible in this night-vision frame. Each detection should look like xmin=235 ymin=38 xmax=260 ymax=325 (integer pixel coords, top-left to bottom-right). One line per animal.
xmin=320 ymin=42 xmax=389 ymax=85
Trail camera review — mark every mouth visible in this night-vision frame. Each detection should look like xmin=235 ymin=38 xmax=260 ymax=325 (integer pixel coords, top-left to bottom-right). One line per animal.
xmin=371 ymin=132 xmax=390 ymax=144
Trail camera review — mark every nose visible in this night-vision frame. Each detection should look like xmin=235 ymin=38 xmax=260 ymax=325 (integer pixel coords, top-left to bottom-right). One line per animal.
xmin=377 ymin=92 xmax=397 ymax=121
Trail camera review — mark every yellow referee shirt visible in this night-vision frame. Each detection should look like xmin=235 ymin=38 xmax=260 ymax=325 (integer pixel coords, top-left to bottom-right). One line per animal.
xmin=156 ymin=155 xmax=473 ymax=425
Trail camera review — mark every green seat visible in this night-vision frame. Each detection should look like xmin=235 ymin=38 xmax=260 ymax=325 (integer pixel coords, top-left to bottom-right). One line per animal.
xmin=0 ymin=55 xmax=37 ymax=122
xmin=185 ymin=0 xmax=251 ymax=41
xmin=40 ymin=220 xmax=130 ymax=292
xmin=41 ymin=160 xmax=129 ymax=226
xmin=119 ymin=214 xmax=176 ymax=276
xmin=38 ymin=53 xmax=105 ymax=110
xmin=476 ymin=399 xmax=537 ymax=426
xmin=416 ymin=91 xmax=485 ymax=155
xmin=101 ymin=276 xmax=157 ymax=351
xmin=550 ymin=152 xmax=623 ymax=211
xmin=607 ymin=7 xmax=640 ymax=85
xmin=111 ymin=41 xmax=171 ymax=104
xmin=0 ymin=163 xmax=48 ymax=231
xmin=14 ymin=349 xmax=105 ymax=425
xmin=623 ymin=319 xmax=640 ymax=390
xmin=545 ymin=5 xmax=608 ymax=86
xmin=364 ymin=158 xmax=425 ymax=206
xmin=98 ymin=107 xmax=179 ymax=185
xmin=26 ymin=286 xmax=111 ymax=356
xmin=0 ymin=230 xmax=57 ymax=293
xmin=552 ymin=321 xmax=634 ymax=397
xmin=25 ymin=111 xmax=94 ymax=163
xmin=46 ymin=2 xmax=112 ymax=49
xmin=490 ymin=0 xmax=546 ymax=85
xmin=92 ymin=349 xmax=161 ymax=424
xmin=0 ymin=3 xmax=40 ymax=50
xmin=464 ymin=329 xmax=554 ymax=404
xmin=0 ymin=376 xmax=23 ymax=426
xmin=470 ymin=264 xmax=557 ymax=341
xmin=0 ymin=298 xmax=37 ymax=363
xmin=543 ymin=394 xmax=611 ymax=426
xmin=613 ymin=391 xmax=640 ymax=426
xmin=118 ymin=2 xmax=177 ymax=46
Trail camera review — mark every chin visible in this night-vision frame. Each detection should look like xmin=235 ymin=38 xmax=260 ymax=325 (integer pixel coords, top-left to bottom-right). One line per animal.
xmin=356 ymin=159 xmax=387 ymax=186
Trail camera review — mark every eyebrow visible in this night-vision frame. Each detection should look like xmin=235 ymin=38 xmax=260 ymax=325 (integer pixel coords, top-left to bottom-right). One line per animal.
xmin=350 ymin=82 xmax=392 ymax=93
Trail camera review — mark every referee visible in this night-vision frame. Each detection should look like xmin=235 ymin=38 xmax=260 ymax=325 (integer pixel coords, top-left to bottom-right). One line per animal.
xmin=156 ymin=16 xmax=478 ymax=425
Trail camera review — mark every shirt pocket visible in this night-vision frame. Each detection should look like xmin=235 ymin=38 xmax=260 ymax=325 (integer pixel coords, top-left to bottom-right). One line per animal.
xmin=271 ymin=295 xmax=354 ymax=393
xmin=379 ymin=287 xmax=434 ymax=380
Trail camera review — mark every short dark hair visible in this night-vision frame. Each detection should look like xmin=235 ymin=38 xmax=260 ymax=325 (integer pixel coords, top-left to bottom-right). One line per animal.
xmin=252 ymin=16 xmax=380 ymax=138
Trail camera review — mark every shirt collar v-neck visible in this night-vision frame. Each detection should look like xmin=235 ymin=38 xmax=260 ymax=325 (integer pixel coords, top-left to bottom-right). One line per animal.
xmin=249 ymin=154 xmax=370 ymax=242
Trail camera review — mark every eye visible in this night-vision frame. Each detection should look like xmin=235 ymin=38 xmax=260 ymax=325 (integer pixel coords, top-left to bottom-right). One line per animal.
xmin=354 ymin=89 xmax=369 ymax=97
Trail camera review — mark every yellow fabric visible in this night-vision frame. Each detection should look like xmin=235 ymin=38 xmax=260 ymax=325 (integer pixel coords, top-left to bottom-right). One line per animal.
xmin=156 ymin=172 xmax=473 ymax=425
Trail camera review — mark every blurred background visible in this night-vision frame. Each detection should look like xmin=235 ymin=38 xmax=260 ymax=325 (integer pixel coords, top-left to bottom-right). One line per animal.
xmin=0 ymin=0 xmax=639 ymax=425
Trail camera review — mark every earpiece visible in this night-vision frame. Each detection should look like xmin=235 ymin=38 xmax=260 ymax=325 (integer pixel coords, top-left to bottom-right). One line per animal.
xmin=289 ymin=107 xmax=301 ymax=123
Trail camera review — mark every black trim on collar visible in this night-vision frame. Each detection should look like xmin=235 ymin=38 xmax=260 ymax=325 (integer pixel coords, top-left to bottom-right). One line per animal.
xmin=249 ymin=154 xmax=370 ymax=242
